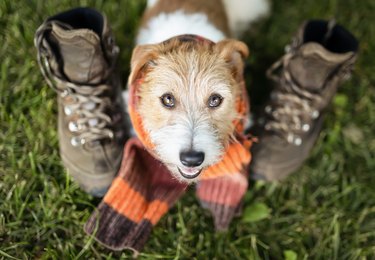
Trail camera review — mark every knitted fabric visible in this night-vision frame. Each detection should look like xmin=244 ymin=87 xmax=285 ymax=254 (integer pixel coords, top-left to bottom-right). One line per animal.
xmin=85 ymin=35 xmax=252 ymax=252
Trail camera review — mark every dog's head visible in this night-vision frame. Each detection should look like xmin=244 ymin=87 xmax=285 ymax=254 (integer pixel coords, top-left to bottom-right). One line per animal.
xmin=128 ymin=36 xmax=249 ymax=182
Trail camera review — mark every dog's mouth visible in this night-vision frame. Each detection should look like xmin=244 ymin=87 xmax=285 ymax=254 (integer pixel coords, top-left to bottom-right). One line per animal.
xmin=177 ymin=166 xmax=203 ymax=179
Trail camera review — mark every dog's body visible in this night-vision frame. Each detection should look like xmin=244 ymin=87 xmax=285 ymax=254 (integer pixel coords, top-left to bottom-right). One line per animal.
xmin=137 ymin=0 xmax=269 ymax=44
xmin=125 ymin=0 xmax=269 ymax=182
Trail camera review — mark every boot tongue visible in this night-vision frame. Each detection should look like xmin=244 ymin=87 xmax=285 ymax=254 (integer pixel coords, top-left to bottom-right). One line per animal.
xmin=50 ymin=23 xmax=108 ymax=85
xmin=288 ymin=42 xmax=353 ymax=91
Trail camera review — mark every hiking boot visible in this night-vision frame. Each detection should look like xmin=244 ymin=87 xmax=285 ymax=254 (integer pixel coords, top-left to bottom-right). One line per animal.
xmin=34 ymin=7 xmax=129 ymax=196
xmin=250 ymin=20 xmax=359 ymax=181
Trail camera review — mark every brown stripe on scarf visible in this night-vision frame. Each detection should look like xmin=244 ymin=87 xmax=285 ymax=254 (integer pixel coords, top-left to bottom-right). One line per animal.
xmin=85 ymin=203 xmax=153 ymax=251
xmin=196 ymin=172 xmax=248 ymax=230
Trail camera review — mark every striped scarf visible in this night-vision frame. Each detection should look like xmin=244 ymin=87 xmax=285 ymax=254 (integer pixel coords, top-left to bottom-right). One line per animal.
xmin=85 ymin=35 xmax=252 ymax=253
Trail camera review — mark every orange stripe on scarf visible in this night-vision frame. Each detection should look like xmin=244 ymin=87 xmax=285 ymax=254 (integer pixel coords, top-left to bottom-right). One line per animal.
xmin=201 ymin=140 xmax=251 ymax=179
xmin=104 ymin=177 xmax=169 ymax=225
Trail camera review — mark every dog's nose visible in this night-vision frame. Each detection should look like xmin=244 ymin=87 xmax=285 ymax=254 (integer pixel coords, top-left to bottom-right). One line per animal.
xmin=180 ymin=150 xmax=205 ymax=167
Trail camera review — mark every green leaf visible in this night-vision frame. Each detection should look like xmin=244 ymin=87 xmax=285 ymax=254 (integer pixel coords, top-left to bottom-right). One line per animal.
xmin=334 ymin=94 xmax=348 ymax=108
xmin=284 ymin=250 xmax=298 ymax=260
xmin=242 ymin=202 xmax=271 ymax=223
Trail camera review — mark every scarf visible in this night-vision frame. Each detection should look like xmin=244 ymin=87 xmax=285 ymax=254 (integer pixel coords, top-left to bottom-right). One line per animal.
xmin=85 ymin=35 xmax=252 ymax=253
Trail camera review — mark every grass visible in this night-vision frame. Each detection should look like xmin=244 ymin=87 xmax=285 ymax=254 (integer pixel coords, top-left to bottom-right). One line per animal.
xmin=0 ymin=0 xmax=374 ymax=259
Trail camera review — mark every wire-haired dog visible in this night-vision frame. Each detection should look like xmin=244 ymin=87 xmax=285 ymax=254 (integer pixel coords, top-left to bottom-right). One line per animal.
xmin=125 ymin=0 xmax=269 ymax=182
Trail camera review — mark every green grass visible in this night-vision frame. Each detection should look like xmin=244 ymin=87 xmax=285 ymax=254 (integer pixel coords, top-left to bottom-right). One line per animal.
xmin=1 ymin=0 xmax=374 ymax=259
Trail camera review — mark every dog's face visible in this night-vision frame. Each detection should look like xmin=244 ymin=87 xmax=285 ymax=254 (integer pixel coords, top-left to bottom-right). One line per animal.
xmin=129 ymin=39 xmax=248 ymax=182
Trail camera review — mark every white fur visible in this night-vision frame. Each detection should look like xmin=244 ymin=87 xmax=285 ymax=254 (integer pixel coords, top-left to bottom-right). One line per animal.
xmin=149 ymin=115 xmax=223 ymax=182
xmin=121 ymin=90 xmax=136 ymax=136
xmin=147 ymin=0 xmax=158 ymax=9
xmin=137 ymin=11 xmax=226 ymax=45
xmin=144 ymin=0 xmax=270 ymax=40
xmin=135 ymin=54 xmax=236 ymax=181
xmin=222 ymin=0 xmax=270 ymax=37
xmin=191 ymin=119 xmax=223 ymax=166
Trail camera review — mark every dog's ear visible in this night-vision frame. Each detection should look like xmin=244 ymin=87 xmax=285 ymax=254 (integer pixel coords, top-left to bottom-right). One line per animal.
xmin=128 ymin=44 xmax=159 ymax=84
xmin=214 ymin=39 xmax=249 ymax=81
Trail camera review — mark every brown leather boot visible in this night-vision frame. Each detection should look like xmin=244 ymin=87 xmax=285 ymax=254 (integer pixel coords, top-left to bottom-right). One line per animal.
xmin=34 ymin=8 xmax=129 ymax=196
xmin=250 ymin=20 xmax=359 ymax=180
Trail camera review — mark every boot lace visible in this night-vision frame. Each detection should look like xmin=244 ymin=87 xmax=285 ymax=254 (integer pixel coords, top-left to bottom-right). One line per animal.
xmin=264 ymin=19 xmax=354 ymax=146
xmin=264 ymin=52 xmax=323 ymax=146
xmin=34 ymin=22 xmax=117 ymax=147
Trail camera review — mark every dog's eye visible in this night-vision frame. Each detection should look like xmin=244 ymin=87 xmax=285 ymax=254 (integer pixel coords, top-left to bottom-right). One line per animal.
xmin=160 ymin=93 xmax=175 ymax=108
xmin=207 ymin=94 xmax=223 ymax=108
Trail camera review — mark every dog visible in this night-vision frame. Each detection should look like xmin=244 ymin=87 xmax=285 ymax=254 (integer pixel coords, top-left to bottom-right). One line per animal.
xmin=124 ymin=0 xmax=269 ymax=182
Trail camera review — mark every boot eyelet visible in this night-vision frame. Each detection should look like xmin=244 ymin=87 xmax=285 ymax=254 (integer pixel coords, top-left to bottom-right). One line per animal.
xmin=287 ymin=133 xmax=294 ymax=144
xmin=68 ymin=121 xmax=79 ymax=132
xmin=294 ymin=137 xmax=302 ymax=146
xmin=302 ymin=124 xmax=310 ymax=132
xmin=311 ymin=110 xmax=320 ymax=119
xmin=61 ymin=90 xmax=69 ymax=98
xmin=287 ymin=133 xmax=302 ymax=146
xmin=71 ymin=136 xmax=85 ymax=147
xmin=64 ymin=106 xmax=73 ymax=116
